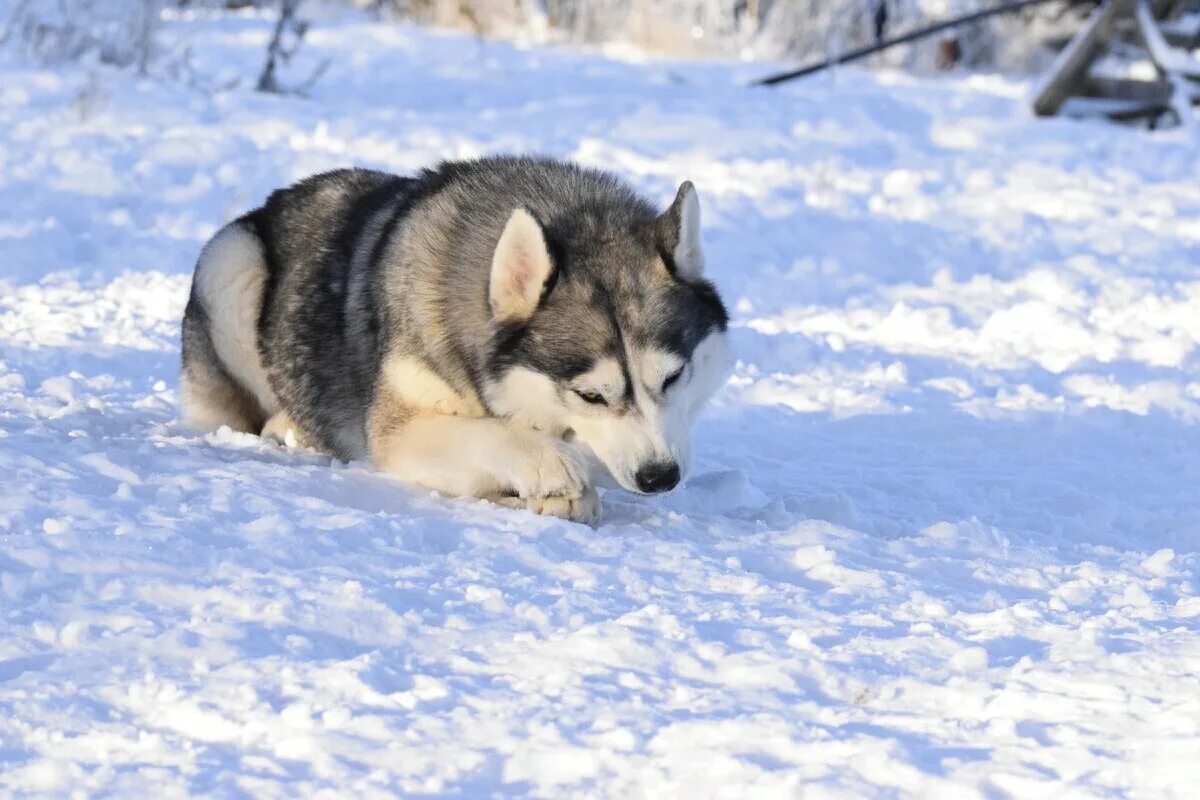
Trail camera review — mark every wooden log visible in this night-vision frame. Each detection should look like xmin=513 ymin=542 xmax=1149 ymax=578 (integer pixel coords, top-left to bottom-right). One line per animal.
xmin=1136 ymin=0 xmax=1200 ymax=77
xmin=1032 ymin=0 xmax=1138 ymax=117
xmin=1082 ymin=75 xmax=1173 ymax=102
xmin=1159 ymin=13 xmax=1200 ymax=48
xmin=1060 ymin=94 xmax=1170 ymax=119
xmin=1149 ymin=0 xmax=1181 ymax=18
xmin=1166 ymin=72 xmax=1199 ymax=126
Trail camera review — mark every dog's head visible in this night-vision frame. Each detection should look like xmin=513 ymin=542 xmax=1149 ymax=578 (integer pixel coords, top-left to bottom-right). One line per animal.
xmin=483 ymin=181 xmax=731 ymax=495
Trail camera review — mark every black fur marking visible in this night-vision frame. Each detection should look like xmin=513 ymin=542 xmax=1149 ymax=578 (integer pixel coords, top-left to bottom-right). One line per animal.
xmin=249 ymin=169 xmax=422 ymax=456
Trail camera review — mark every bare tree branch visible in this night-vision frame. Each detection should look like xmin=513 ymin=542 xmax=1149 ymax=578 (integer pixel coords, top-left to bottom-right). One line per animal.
xmin=256 ymin=0 xmax=329 ymax=97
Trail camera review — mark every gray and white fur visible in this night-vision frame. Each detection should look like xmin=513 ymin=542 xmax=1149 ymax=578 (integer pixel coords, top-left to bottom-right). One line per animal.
xmin=181 ymin=156 xmax=731 ymax=523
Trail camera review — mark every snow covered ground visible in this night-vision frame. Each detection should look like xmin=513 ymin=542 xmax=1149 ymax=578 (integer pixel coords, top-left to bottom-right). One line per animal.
xmin=2 ymin=7 xmax=1200 ymax=797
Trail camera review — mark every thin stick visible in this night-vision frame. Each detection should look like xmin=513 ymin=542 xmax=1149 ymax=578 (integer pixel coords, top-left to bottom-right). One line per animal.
xmin=752 ymin=0 xmax=1068 ymax=87
xmin=256 ymin=0 xmax=301 ymax=93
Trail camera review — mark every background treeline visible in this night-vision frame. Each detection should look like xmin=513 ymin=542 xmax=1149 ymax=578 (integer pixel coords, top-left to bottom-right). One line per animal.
xmin=0 ymin=0 xmax=1102 ymax=78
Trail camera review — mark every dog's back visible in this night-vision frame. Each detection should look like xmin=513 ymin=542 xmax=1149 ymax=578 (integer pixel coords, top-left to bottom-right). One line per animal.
xmin=181 ymin=168 xmax=409 ymax=456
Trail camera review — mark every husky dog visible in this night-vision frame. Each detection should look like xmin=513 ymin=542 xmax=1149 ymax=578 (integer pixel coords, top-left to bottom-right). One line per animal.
xmin=181 ymin=156 xmax=730 ymax=523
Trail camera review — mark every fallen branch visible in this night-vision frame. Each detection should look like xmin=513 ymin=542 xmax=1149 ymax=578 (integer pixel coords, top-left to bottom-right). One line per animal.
xmin=1031 ymin=0 xmax=1133 ymax=115
xmin=752 ymin=0 xmax=1071 ymax=87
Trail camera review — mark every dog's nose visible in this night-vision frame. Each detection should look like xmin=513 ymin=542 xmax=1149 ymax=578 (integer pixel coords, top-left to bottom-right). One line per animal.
xmin=635 ymin=461 xmax=680 ymax=494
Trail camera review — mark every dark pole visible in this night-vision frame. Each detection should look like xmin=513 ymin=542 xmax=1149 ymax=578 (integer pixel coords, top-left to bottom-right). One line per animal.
xmin=751 ymin=0 xmax=1072 ymax=87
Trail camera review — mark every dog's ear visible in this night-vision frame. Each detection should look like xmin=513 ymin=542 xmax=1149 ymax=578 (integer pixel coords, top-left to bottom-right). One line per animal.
xmin=490 ymin=208 xmax=555 ymax=324
xmin=656 ymin=181 xmax=704 ymax=281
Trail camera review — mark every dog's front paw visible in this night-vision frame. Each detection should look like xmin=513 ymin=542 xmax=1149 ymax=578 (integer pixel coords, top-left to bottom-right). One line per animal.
xmin=491 ymin=484 xmax=601 ymax=525
xmin=506 ymin=434 xmax=590 ymax=502
xmin=531 ymin=484 xmax=601 ymax=524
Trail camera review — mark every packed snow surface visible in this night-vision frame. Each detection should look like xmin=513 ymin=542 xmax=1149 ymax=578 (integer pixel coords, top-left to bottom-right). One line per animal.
xmin=2 ymin=9 xmax=1200 ymax=798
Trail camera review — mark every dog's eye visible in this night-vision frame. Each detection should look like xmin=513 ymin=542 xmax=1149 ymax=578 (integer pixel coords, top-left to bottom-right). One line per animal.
xmin=661 ymin=368 xmax=685 ymax=393
xmin=575 ymin=389 xmax=607 ymax=406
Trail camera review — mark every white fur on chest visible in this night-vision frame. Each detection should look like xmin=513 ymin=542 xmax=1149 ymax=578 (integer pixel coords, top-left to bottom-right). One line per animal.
xmin=380 ymin=355 xmax=484 ymax=418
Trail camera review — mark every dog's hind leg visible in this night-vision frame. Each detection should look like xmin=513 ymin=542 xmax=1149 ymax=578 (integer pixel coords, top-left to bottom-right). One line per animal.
xmin=180 ymin=299 xmax=264 ymax=434
xmin=180 ymin=218 xmax=277 ymax=435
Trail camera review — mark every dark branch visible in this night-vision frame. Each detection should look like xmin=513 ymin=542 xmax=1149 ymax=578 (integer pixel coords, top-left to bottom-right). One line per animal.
xmin=752 ymin=0 xmax=1072 ymax=87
